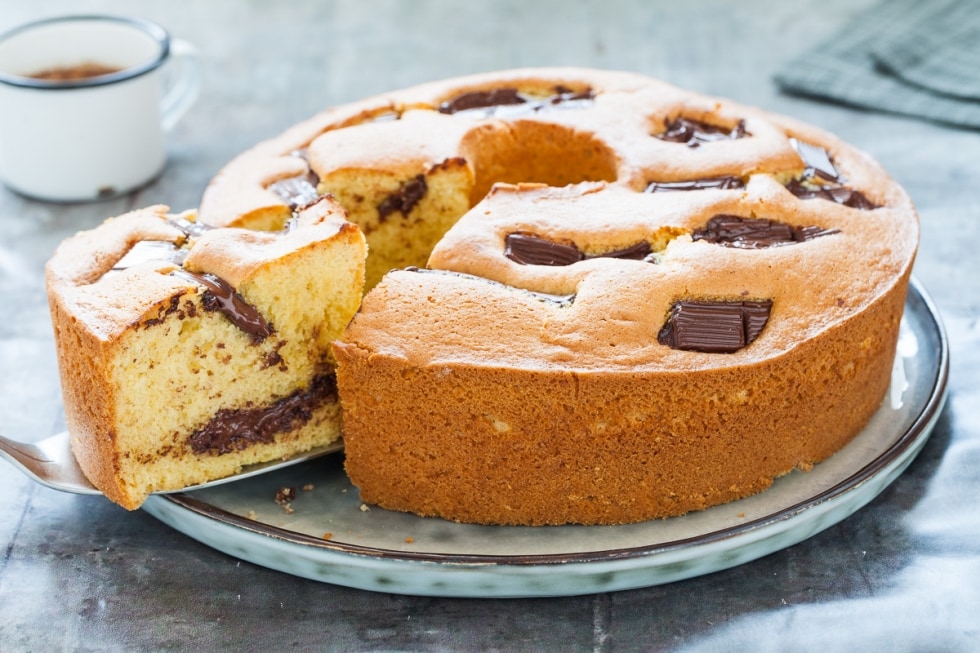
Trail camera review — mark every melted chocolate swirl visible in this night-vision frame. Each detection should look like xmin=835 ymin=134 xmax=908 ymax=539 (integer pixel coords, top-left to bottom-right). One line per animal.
xmin=378 ymin=175 xmax=428 ymax=219
xmin=170 ymin=269 xmax=274 ymax=343
xmin=189 ymin=374 xmax=337 ymax=455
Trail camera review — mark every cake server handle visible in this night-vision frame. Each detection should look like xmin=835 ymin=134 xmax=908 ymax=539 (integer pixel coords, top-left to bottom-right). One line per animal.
xmin=0 ymin=431 xmax=101 ymax=495
xmin=0 ymin=431 xmax=346 ymax=498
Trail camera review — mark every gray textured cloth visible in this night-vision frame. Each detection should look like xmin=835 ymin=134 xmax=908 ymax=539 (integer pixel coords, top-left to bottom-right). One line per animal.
xmin=774 ymin=0 xmax=980 ymax=129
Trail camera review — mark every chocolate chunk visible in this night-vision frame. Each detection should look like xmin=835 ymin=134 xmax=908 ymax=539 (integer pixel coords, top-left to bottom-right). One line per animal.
xmin=658 ymin=299 xmax=773 ymax=353
xmin=378 ymin=174 xmax=427 ymax=219
xmin=645 ymin=176 xmax=745 ymax=193
xmin=657 ymin=118 xmax=747 ymax=147
xmin=694 ymin=216 xmax=793 ymax=247
xmin=438 ymin=86 xmax=594 ymax=117
xmin=742 ymin=301 xmax=772 ymax=344
xmin=839 ymin=189 xmax=875 ymax=210
xmin=275 ymin=486 xmax=297 ymax=505
xmin=168 ymin=216 xmax=214 ymax=239
xmin=545 ymin=86 xmax=596 ymax=110
xmin=784 ymin=178 xmax=876 ymax=209
xmin=262 ymin=348 xmax=285 ymax=370
xmin=505 ymin=233 xmax=655 ymax=265
xmin=599 ymin=241 xmax=654 ymax=261
xmin=142 ymin=294 xmax=184 ymax=329
xmin=439 ymin=88 xmax=525 ymax=114
xmin=109 ymin=241 xmax=186 ymax=275
xmin=793 ymin=224 xmax=840 ymax=240
xmin=789 ymin=138 xmax=839 ymax=182
xmin=504 ymin=233 xmax=584 ymax=266
xmin=784 ymin=139 xmax=876 ymax=209
xmin=693 ymin=215 xmax=839 ymax=248
xmin=170 ymin=269 xmax=274 ymax=343
xmin=268 ymin=171 xmax=321 ymax=210
xmin=190 ymin=375 xmax=337 ymax=455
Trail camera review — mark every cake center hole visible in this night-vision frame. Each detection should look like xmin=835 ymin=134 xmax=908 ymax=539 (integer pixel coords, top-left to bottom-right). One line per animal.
xmin=462 ymin=121 xmax=619 ymax=205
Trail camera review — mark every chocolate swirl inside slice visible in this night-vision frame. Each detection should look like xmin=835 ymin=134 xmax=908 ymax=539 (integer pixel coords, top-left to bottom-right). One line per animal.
xmin=189 ymin=374 xmax=337 ymax=455
xmin=378 ymin=174 xmax=428 ymax=219
xmin=170 ymin=269 xmax=274 ymax=343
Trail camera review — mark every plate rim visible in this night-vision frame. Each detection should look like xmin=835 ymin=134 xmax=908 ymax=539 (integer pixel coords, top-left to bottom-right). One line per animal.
xmin=151 ymin=276 xmax=949 ymax=571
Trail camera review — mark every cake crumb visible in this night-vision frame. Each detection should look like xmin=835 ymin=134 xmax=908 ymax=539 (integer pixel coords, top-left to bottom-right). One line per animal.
xmin=246 ymin=510 xmax=257 ymax=520
xmin=405 ymin=537 xmax=414 ymax=544
xmin=359 ymin=503 xmax=371 ymax=512
xmin=323 ymin=533 xmax=333 ymax=540
xmin=276 ymin=486 xmax=297 ymax=513
xmin=302 ymin=483 xmax=315 ymax=492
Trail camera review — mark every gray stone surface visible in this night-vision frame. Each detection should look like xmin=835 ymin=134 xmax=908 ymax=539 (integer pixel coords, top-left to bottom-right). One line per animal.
xmin=1 ymin=0 xmax=977 ymax=650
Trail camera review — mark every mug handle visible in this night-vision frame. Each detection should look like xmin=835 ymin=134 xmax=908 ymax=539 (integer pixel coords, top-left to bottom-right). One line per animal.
xmin=161 ymin=38 xmax=202 ymax=132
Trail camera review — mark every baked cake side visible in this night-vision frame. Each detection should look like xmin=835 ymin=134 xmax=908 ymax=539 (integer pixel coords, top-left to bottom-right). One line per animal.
xmin=335 ymin=181 xmax=915 ymax=525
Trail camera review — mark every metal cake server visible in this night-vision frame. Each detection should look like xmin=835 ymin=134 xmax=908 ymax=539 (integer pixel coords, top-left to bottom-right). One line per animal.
xmin=0 ymin=431 xmax=344 ymax=497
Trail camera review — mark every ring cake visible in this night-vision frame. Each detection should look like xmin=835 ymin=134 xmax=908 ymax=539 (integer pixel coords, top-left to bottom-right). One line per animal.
xmin=46 ymin=200 xmax=365 ymax=509
xmin=199 ymin=68 xmax=918 ymax=525
xmin=52 ymin=68 xmax=918 ymax=522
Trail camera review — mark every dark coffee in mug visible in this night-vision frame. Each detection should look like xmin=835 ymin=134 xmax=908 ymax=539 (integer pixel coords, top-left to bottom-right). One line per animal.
xmin=28 ymin=62 xmax=123 ymax=81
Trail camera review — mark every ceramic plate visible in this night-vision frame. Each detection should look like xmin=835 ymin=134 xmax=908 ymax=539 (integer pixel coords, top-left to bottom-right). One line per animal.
xmin=143 ymin=277 xmax=949 ymax=598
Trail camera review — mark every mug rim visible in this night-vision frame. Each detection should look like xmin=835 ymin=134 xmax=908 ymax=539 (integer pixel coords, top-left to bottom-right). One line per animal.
xmin=0 ymin=14 xmax=171 ymax=90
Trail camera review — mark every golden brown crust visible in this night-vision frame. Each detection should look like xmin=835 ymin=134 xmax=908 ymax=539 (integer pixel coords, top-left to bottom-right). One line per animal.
xmin=335 ymin=262 xmax=909 ymax=525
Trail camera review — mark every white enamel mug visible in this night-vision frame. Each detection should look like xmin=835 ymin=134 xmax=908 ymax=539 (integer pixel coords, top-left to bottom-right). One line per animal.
xmin=0 ymin=15 xmax=201 ymax=201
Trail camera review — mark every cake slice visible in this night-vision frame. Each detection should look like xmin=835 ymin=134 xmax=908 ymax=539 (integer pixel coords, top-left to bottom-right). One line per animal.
xmin=46 ymin=200 xmax=366 ymax=509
